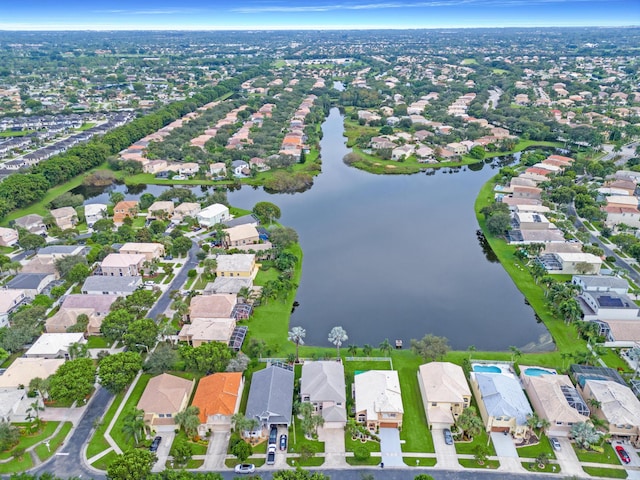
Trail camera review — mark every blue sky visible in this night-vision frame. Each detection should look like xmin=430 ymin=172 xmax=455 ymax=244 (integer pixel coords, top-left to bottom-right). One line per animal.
xmin=1 ymin=0 xmax=638 ymax=30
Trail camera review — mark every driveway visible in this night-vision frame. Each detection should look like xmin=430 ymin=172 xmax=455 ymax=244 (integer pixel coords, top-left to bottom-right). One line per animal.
xmin=490 ymin=432 xmax=525 ymax=474
xmin=552 ymin=436 xmax=584 ymax=477
xmin=151 ymin=430 xmax=175 ymax=472
xmin=432 ymin=427 xmax=459 ymax=469
xmin=317 ymin=426 xmax=347 ymax=467
xmin=203 ymin=430 xmax=229 ymax=470
xmin=378 ymin=427 xmax=403 ymax=467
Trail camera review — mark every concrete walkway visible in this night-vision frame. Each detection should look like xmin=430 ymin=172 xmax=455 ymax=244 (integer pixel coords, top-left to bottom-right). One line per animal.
xmin=491 ymin=432 xmax=526 ymax=474
xmin=151 ymin=431 xmax=175 ymax=472
xmin=202 ymin=431 xmax=229 ymax=470
xmin=104 ymin=371 xmax=143 ymax=455
xmin=378 ymin=428 xmax=403 ymax=467
xmin=432 ymin=427 xmax=460 ymax=470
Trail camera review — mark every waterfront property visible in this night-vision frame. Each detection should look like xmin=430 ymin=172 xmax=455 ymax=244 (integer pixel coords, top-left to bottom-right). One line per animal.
xmin=215 ymin=254 xmax=259 ymax=279
xmin=196 ymin=203 xmax=230 ymax=227
xmin=572 ymin=275 xmax=629 ymax=295
xmin=244 ymin=364 xmax=294 ymax=437
xmin=417 ymin=361 xmax=471 ymax=428
xmin=578 ymin=291 xmax=639 ymax=321
xmin=300 ymin=360 xmax=347 ymax=428
xmin=354 ymin=370 xmax=404 ymax=431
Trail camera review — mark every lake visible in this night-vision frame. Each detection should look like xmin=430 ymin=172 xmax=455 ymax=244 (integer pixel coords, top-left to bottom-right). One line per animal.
xmin=78 ymin=108 xmax=552 ymax=351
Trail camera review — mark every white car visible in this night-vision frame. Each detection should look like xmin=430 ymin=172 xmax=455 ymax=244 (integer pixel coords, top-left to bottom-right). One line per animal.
xmin=234 ymin=463 xmax=255 ymax=474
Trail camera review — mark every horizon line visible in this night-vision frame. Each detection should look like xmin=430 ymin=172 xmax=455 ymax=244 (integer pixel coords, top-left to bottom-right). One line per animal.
xmin=1 ymin=25 xmax=639 ymax=32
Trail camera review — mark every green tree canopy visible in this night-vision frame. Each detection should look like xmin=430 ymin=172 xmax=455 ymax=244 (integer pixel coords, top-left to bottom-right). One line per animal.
xmin=107 ymin=448 xmax=156 ymax=480
xmin=48 ymin=358 xmax=96 ymax=404
xmin=411 ymin=334 xmax=450 ymax=362
xmin=98 ymin=352 xmax=143 ymax=394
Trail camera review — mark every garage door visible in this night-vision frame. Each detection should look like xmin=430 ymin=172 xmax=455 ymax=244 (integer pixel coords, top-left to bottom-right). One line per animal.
xmin=380 ymin=422 xmax=397 ymax=428
xmin=491 ymin=426 xmax=510 ymax=433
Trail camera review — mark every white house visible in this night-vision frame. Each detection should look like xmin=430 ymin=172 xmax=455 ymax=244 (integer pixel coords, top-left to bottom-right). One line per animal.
xmin=196 ymin=204 xmax=230 ymax=227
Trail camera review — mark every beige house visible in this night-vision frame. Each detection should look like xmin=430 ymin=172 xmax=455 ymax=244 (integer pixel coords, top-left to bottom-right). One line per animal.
xmin=100 ymin=253 xmax=146 ymax=276
xmin=178 ymin=318 xmax=236 ymax=346
xmin=0 ymin=358 xmax=65 ymax=389
xmin=137 ymin=373 xmax=195 ymax=432
xmin=119 ymin=243 xmax=165 ymax=261
xmin=300 ymin=361 xmax=347 ymax=428
xmin=172 ymin=202 xmax=201 ymax=222
xmin=581 ymin=380 xmax=640 ymax=446
xmin=147 ymin=201 xmax=175 ymax=220
xmin=223 ymin=224 xmax=260 ymax=248
xmin=546 ymin=252 xmax=602 ymax=275
xmin=0 ymin=289 xmax=26 ymax=328
xmin=188 ymin=294 xmax=237 ymax=321
xmin=521 ymin=372 xmax=590 ymax=436
xmin=417 ymin=362 xmax=471 ymax=428
xmin=143 ymin=159 xmax=168 ymax=174
xmin=215 ymin=254 xmax=259 ymax=279
xmin=0 ymin=227 xmax=18 ymax=247
xmin=113 ymin=201 xmax=139 ymax=226
xmin=49 ymin=207 xmax=77 ymax=231
xmin=45 ymin=294 xmax=117 ymax=335
xmin=14 ymin=214 xmax=46 ymax=235
xmin=192 ymin=372 xmax=244 ymax=436
xmin=354 ymin=370 xmax=404 ymax=431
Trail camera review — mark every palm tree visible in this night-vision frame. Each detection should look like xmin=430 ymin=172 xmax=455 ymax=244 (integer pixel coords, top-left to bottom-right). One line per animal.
xmin=288 ymin=326 xmax=306 ymax=363
xmin=175 ymin=406 xmax=201 ymax=439
xmin=122 ymin=408 xmax=146 ymax=445
xmin=509 ymin=346 xmax=522 ymax=363
xmin=456 ymin=406 xmax=483 ymax=441
xmin=587 ymin=398 xmax=602 ymax=411
xmin=571 ymin=421 xmax=600 ymax=450
xmin=26 ymin=400 xmax=44 ymax=432
xmin=362 ymin=344 xmax=373 ymax=356
xmin=560 ymin=352 xmax=573 ymax=370
xmin=232 ymin=413 xmax=251 ymax=437
xmin=467 ymin=345 xmax=476 ymax=360
xmin=347 ymin=344 xmax=359 ymax=357
xmin=379 ymin=338 xmax=392 ymax=356
xmin=328 ymin=326 xmax=348 ymax=359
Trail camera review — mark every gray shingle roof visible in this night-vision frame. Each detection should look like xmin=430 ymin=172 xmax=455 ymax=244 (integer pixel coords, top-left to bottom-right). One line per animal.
xmin=6 ymin=273 xmax=52 ymax=291
xmin=475 ymin=373 xmax=532 ymax=426
xmin=81 ymin=275 xmax=142 ymax=294
xmin=245 ymin=365 xmax=294 ymax=426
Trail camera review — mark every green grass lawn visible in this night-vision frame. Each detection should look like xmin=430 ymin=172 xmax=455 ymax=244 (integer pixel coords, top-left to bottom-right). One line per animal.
xmin=87 ymin=336 xmax=111 ymax=349
xmin=573 ymin=443 xmax=620 ymax=464
xmin=454 ymin=430 xmax=496 ymax=456
xmin=583 ymin=466 xmax=628 ymax=478
xmin=522 ymin=461 xmax=561 ymax=474
xmin=34 ymin=422 xmax=72 ymax=461
xmin=91 ymin=449 xmax=119 ymax=470
xmin=0 ymin=130 xmax=34 ymax=137
xmin=86 ymin=390 xmax=125 ymax=458
xmin=0 ymin=452 xmax=33 ymax=473
xmin=170 ymin=430 xmax=208 ymax=456
xmin=111 ymin=374 xmax=152 ymax=451
xmin=0 ymin=421 xmax=60 ymax=460
xmin=459 ymin=458 xmax=500 ymax=469
xmin=345 ymin=432 xmax=380 ymax=466
xmin=225 ymin=457 xmax=266 ymax=468
xmin=516 ymin=434 xmax=556 ymax=460
xmin=288 ymin=417 xmax=324 ymax=456
xmin=403 ymin=456 xmax=437 ymax=467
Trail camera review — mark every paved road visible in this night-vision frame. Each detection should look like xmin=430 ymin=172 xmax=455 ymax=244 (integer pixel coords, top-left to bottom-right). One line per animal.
xmin=147 ymin=239 xmax=200 ymax=322
xmin=31 ymin=386 xmax=112 ymax=480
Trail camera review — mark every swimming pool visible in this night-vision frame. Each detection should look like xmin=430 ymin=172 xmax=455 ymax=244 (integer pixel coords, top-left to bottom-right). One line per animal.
xmin=473 ymin=365 xmax=502 ymax=373
xmin=524 ymin=367 xmax=556 ymax=376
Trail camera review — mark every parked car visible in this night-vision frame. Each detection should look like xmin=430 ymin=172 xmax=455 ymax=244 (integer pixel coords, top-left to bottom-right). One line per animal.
xmin=616 ymin=445 xmax=631 ymax=464
xmin=550 ymin=438 xmax=561 ymax=451
xmin=149 ymin=436 xmax=161 ymax=452
xmin=269 ymin=426 xmax=278 ymax=445
xmin=279 ymin=434 xmax=287 ymax=451
xmin=443 ymin=428 xmax=453 ymax=445
xmin=267 ymin=445 xmax=276 ymax=465
xmin=234 ymin=463 xmax=256 ymax=474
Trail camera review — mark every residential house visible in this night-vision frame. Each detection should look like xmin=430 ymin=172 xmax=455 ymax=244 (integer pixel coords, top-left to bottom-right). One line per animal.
xmin=445 ymin=142 xmax=468 ymax=156
xmin=84 ymin=204 xmax=107 ymax=228
xmin=188 ymin=294 xmax=237 ymax=321
xmin=572 ymin=275 xmax=629 ymax=295
xmin=24 ymin=333 xmax=86 ymax=359
xmin=512 ymin=185 xmax=542 ymax=200
xmin=417 ymin=362 xmax=471 ymax=428
xmin=216 ymin=254 xmax=259 ymax=279
xmin=603 ymin=205 xmax=640 ymax=230
xmin=45 ymin=294 xmax=117 ymax=335
xmin=245 ymin=365 xmax=294 ymax=435
xmin=147 ymin=201 xmax=174 ymax=220
xmin=521 ymin=372 xmax=590 ymax=436
xmin=0 ymin=390 xmax=35 ymax=423
xmin=36 ymin=245 xmax=86 ymax=262
xmin=581 ymin=380 xmax=640 ymax=446
xmin=81 ymin=275 xmax=142 ymax=296
xmin=209 ymin=162 xmax=226 ymax=178
xmin=391 ymin=145 xmax=414 ymax=161
xmin=231 ymin=160 xmax=249 ymax=177
xmin=249 ymin=157 xmax=269 ymax=172
xmin=143 ymin=160 xmax=168 ymax=174
xmin=0 ymin=227 xmax=18 ymax=247
xmin=204 ymin=277 xmax=253 ymax=295
xmin=0 ymin=358 xmax=65 ymax=389
xmin=178 ymin=318 xmax=236 ymax=347
xmin=137 ymin=373 xmax=195 ymax=432
xmin=113 ymin=201 xmax=139 ymax=225
xmin=172 ymin=202 xmax=201 ymax=223
xmin=119 ymin=243 xmax=165 ymax=261
xmin=222 ymin=215 xmax=259 ymax=229
xmin=6 ymin=273 xmax=56 ymax=298
xmin=196 ymin=204 xmax=230 ymax=227
xmin=49 ymin=207 xmax=77 ymax=231
xmin=354 ymin=370 xmax=404 ymax=431
xmin=223 ymin=224 xmax=260 ymax=248
xmin=539 ymin=252 xmax=602 ymax=275
xmin=300 ymin=361 xmax=347 ymax=428
xmin=100 ymin=253 xmax=146 ymax=277
xmin=0 ymin=289 xmax=26 ymax=328
xmin=192 ymin=372 xmax=244 ymax=436
xmin=470 ymin=371 xmax=533 ymax=438
xmin=578 ymin=291 xmax=639 ymax=321
xmin=513 ymin=212 xmax=552 ymax=230
xmin=14 ymin=214 xmax=46 ymax=235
